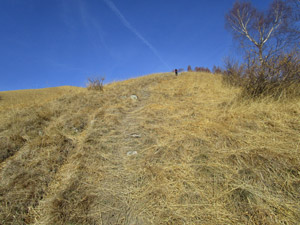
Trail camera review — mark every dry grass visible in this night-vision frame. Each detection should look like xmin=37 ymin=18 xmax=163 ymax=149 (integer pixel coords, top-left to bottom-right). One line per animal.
xmin=0 ymin=86 xmax=84 ymax=112
xmin=86 ymin=77 xmax=105 ymax=91
xmin=0 ymin=72 xmax=299 ymax=224
xmin=223 ymin=53 xmax=300 ymax=100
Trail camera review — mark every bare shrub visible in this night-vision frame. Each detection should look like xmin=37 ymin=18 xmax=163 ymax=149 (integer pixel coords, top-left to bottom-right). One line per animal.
xmin=86 ymin=77 xmax=104 ymax=91
xmin=223 ymin=52 xmax=300 ymax=99
xmin=242 ymin=52 xmax=300 ymax=99
xmin=195 ymin=66 xmax=211 ymax=73
xmin=212 ymin=65 xmax=223 ymax=74
xmin=223 ymin=58 xmax=246 ymax=87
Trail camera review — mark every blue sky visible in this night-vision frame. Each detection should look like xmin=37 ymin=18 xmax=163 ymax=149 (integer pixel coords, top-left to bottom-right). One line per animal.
xmin=0 ymin=0 xmax=272 ymax=91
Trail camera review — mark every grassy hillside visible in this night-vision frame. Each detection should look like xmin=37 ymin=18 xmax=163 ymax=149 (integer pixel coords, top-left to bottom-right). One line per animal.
xmin=0 ymin=86 xmax=84 ymax=112
xmin=0 ymin=72 xmax=299 ymax=224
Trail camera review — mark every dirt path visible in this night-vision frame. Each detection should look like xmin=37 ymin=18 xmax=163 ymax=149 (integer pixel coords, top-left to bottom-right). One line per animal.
xmin=93 ymin=93 xmax=151 ymax=225
xmin=87 ymin=75 xmax=176 ymax=224
xmin=33 ymin=77 xmax=159 ymax=224
xmin=97 ymin=104 xmax=148 ymax=224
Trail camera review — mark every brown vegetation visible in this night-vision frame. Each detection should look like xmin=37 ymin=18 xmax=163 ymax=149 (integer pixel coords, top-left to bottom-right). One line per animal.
xmin=224 ymin=0 xmax=300 ymax=100
xmin=195 ymin=66 xmax=211 ymax=73
xmin=223 ymin=52 xmax=300 ymax=99
xmin=0 ymin=86 xmax=84 ymax=113
xmin=0 ymin=72 xmax=300 ymax=224
xmin=86 ymin=77 xmax=105 ymax=91
xmin=212 ymin=65 xmax=223 ymax=74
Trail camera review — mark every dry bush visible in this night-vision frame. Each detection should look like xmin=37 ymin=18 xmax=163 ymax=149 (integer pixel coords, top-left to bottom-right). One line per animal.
xmin=222 ymin=58 xmax=246 ymax=87
xmin=212 ymin=65 xmax=223 ymax=74
xmin=243 ymin=53 xmax=300 ymax=99
xmin=86 ymin=77 xmax=104 ymax=91
xmin=223 ymin=52 xmax=300 ymax=99
xmin=195 ymin=66 xmax=211 ymax=73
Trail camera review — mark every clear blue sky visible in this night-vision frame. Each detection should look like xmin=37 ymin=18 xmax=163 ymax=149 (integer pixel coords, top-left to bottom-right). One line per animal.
xmin=0 ymin=0 xmax=272 ymax=91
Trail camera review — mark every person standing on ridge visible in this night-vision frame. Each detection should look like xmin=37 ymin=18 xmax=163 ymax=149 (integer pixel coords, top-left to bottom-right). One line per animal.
xmin=175 ymin=69 xmax=178 ymax=76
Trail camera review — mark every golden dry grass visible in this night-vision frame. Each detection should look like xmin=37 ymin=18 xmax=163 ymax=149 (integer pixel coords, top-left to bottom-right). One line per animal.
xmin=0 ymin=72 xmax=299 ymax=224
xmin=0 ymin=86 xmax=84 ymax=112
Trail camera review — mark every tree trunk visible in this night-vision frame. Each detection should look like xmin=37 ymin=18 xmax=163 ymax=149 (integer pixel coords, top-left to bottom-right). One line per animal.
xmin=258 ymin=46 xmax=264 ymax=66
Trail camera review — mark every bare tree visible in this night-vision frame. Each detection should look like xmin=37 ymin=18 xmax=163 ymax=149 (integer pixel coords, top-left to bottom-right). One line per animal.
xmin=292 ymin=0 xmax=300 ymax=6
xmin=287 ymin=0 xmax=300 ymax=41
xmin=225 ymin=0 xmax=293 ymax=66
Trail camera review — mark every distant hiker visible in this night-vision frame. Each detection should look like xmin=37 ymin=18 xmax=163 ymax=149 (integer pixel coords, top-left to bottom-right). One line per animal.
xmin=175 ymin=69 xmax=178 ymax=76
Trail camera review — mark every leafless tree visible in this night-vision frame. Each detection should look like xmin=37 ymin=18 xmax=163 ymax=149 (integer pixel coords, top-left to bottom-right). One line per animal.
xmin=225 ymin=0 xmax=297 ymax=66
xmin=287 ymin=0 xmax=300 ymax=40
xmin=292 ymin=0 xmax=300 ymax=6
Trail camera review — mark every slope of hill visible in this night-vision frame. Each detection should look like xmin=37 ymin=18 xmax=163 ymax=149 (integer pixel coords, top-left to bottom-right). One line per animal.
xmin=0 ymin=86 xmax=84 ymax=112
xmin=0 ymin=72 xmax=299 ymax=224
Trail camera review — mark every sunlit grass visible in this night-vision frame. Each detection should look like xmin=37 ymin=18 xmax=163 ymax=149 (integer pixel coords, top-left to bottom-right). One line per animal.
xmin=0 ymin=72 xmax=299 ymax=224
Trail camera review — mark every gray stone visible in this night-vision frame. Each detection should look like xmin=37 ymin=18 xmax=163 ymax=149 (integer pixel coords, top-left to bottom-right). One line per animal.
xmin=131 ymin=134 xmax=141 ymax=138
xmin=127 ymin=151 xmax=138 ymax=156
xmin=130 ymin=95 xmax=138 ymax=100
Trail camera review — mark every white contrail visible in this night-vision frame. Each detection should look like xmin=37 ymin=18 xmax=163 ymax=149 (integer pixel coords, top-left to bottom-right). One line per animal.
xmin=78 ymin=0 xmax=112 ymax=57
xmin=103 ymin=0 xmax=171 ymax=70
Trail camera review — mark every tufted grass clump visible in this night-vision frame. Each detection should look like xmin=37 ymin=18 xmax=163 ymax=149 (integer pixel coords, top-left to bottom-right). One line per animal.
xmin=86 ymin=77 xmax=105 ymax=91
